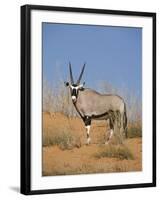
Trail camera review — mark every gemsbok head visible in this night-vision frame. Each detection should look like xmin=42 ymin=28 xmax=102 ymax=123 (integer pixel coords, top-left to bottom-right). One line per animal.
xmin=65 ymin=62 xmax=86 ymax=103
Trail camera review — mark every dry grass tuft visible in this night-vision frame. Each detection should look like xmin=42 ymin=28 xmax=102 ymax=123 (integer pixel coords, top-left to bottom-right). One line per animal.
xmin=127 ymin=122 xmax=142 ymax=138
xmin=43 ymin=127 xmax=81 ymax=150
xmin=95 ymin=144 xmax=134 ymax=160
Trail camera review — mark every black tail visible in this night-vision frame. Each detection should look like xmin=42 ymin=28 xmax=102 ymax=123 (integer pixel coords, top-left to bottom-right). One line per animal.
xmin=123 ymin=104 xmax=128 ymax=138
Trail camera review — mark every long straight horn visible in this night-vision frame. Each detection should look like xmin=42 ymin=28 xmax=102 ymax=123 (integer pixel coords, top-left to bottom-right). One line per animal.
xmin=77 ymin=63 xmax=86 ymax=84
xmin=69 ymin=62 xmax=74 ymax=84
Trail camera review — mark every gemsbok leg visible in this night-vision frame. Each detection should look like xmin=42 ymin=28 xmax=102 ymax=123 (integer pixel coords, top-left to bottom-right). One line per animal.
xmin=83 ymin=116 xmax=92 ymax=145
xmin=105 ymin=117 xmax=114 ymax=144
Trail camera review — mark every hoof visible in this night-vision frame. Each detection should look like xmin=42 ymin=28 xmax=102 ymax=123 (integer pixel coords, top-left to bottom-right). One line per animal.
xmin=105 ymin=140 xmax=110 ymax=145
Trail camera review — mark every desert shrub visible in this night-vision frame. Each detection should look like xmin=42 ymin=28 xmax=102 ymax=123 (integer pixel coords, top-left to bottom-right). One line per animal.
xmin=127 ymin=123 xmax=142 ymax=138
xmin=43 ymin=128 xmax=81 ymax=150
xmin=43 ymin=78 xmax=78 ymax=117
xmin=43 ymin=78 xmax=55 ymax=115
xmin=110 ymin=134 xmax=125 ymax=145
xmin=95 ymin=145 xmax=134 ymax=160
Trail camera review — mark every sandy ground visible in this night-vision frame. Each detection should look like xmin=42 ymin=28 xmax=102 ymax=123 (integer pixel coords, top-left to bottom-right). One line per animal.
xmin=42 ymin=112 xmax=142 ymax=176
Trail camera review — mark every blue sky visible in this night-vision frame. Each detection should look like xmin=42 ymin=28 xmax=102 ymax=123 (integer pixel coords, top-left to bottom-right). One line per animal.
xmin=42 ymin=23 xmax=142 ymax=96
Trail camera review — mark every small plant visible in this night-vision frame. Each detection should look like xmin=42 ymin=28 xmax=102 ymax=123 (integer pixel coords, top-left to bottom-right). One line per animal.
xmin=127 ymin=123 xmax=142 ymax=138
xmin=95 ymin=144 xmax=134 ymax=160
xmin=43 ymin=128 xmax=81 ymax=150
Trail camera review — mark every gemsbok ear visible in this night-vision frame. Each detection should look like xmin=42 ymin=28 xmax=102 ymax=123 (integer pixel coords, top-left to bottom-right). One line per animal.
xmin=64 ymin=82 xmax=69 ymax=87
xmin=78 ymin=83 xmax=85 ymax=91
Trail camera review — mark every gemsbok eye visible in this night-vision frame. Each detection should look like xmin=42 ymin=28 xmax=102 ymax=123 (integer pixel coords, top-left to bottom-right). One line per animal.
xmin=64 ymin=82 xmax=69 ymax=87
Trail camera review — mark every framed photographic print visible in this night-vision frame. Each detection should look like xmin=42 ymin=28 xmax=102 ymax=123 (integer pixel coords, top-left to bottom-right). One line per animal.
xmin=21 ymin=4 xmax=156 ymax=195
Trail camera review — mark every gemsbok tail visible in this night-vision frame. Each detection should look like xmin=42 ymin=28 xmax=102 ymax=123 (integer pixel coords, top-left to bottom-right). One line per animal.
xmin=123 ymin=103 xmax=128 ymax=138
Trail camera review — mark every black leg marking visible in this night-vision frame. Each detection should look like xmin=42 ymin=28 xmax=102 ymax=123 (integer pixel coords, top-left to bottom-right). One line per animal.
xmin=109 ymin=117 xmax=114 ymax=129
xmin=83 ymin=116 xmax=91 ymax=126
xmin=83 ymin=116 xmax=92 ymax=145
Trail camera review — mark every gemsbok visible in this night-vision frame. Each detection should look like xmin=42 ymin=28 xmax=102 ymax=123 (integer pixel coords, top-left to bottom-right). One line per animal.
xmin=65 ymin=63 xmax=127 ymax=145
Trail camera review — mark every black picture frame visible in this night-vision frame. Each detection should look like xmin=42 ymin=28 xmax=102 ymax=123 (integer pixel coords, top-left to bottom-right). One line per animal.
xmin=21 ymin=4 xmax=156 ymax=195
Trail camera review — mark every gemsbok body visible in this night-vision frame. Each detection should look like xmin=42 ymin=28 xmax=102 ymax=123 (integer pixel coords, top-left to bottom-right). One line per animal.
xmin=65 ymin=63 xmax=127 ymax=145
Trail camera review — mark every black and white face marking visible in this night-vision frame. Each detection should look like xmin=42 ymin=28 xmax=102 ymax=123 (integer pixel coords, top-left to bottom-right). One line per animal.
xmin=66 ymin=62 xmax=86 ymax=103
xmin=64 ymin=81 xmax=84 ymax=102
xmin=70 ymin=84 xmax=83 ymax=102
